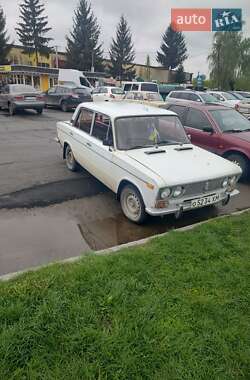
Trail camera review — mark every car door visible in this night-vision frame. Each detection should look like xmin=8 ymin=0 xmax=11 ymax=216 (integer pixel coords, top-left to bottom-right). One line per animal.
xmin=184 ymin=107 xmax=220 ymax=153
xmin=46 ymin=87 xmax=57 ymax=106
xmin=87 ymin=112 xmax=115 ymax=189
xmin=70 ymin=107 xmax=95 ymax=173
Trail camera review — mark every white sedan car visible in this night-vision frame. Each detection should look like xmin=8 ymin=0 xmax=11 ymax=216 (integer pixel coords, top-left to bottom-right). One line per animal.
xmin=57 ymin=102 xmax=241 ymax=223
xmin=208 ymin=91 xmax=241 ymax=108
xmin=92 ymin=86 xmax=125 ymax=102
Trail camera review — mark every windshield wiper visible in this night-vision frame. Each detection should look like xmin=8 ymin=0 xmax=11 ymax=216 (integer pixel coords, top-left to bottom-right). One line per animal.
xmin=128 ymin=144 xmax=154 ymax=150
xmin=224 ymin=129 xmax=243 ymax=133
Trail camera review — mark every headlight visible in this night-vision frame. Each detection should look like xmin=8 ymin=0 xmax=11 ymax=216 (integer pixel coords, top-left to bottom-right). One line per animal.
xmin=160 ymin=187 xmax=171 ymax=199
xmin=229 ymin=176 xmax=237 ymax=186
xmin=222 ymin=178 xmax=229 ymax=188
xmin=172 ymin=186 xmax=184 ymax=198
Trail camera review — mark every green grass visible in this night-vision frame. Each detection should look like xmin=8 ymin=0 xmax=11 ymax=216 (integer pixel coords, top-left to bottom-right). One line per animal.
xmin=0 ymin=213 xmax=250 ymax=380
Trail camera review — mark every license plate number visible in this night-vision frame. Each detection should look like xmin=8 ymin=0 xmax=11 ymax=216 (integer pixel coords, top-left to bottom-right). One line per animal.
xmin=25 ymin=97 xmax=36 ymax=101
xmin=191 ymin=194 xmax=220 ymax=208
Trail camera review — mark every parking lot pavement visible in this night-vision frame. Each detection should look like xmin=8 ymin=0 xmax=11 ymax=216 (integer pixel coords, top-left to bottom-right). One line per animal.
xmin=0 ymin=108 xmax=90 ymax=197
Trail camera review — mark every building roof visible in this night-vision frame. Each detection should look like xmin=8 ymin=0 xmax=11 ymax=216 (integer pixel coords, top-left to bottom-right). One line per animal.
xmin=77 ymin=101 xmax=176 ymax=118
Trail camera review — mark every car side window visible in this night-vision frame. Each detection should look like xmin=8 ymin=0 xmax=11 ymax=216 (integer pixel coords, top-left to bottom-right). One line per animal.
xmin=2 ymin=85 xmax=9 ymax=94
xmin=124 ymin=84 xmax=132 ymax=92
xmin=185 ymin=109 xmax=211 ymax=130
xmin=92 ymin=113 xmax=113 ymax=144
xmin=132 ymin=84 xmax=139 ymax=91
xmin=169 ymin=92 xmax=178 ymax=98
xmin=48 ymin=87 xmax=56 ymax=94
xmin=100 ymin=87 xmax=108 ymax=94
xmin=168 ymin=105 xmax=187 ymax=124
xmin=187 ymin=93 xmax=200 ymax=102
xmin=75 ymin=109 xmax=94 ymax=134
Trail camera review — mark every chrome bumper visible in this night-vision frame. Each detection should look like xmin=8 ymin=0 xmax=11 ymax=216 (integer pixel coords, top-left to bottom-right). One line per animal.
xmin=146 ymin=189 xmax=239 ymax=217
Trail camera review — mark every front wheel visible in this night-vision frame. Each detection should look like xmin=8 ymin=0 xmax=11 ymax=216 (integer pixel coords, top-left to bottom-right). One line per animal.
xmin=120 ymin=185 xmax=147 ymax=224
xmin=61 ymin=101 xmax=68 ymax=112
xmin=9 ymin=103 xmax=15 ymax=116
xmin=227 ymin=153 xmax=249 ymax=179
xmin=65 ymin=145 xmax=77 ymax=172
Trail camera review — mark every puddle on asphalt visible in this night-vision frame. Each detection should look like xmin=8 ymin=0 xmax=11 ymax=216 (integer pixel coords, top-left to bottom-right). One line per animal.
xmin=0 ymin=180 xmax=249 ymax=277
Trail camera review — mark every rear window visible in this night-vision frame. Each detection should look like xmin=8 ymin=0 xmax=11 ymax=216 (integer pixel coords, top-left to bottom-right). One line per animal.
xmin=10 ymin=85 xmax=36 ymax=93
xmin=141 ymin=83 xmax=158 ymax=92
xmin=111 ymin=88 xmax=124 ymax=95
xmin=74 ymin=88 xmax=90 ymax=95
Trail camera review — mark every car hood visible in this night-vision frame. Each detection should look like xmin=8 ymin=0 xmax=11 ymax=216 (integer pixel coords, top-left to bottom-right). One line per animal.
xmin=125 ymin=145 xmax=241 ymax=185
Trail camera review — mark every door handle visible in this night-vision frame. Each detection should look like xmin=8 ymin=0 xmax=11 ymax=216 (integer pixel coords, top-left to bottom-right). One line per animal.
xmin=86 ymin=142 xmax=92 ymax=147
xmin=69 ymin=131 xmax=73 ymax=136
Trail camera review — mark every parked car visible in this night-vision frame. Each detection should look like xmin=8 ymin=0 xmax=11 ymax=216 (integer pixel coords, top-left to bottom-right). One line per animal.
xmin=57 ymin=102 xmax=241 ymax=223
xmin=92 ymin=86 xmax=125 ymax=102
xmin=0 ymin=84 xmax=45 ymax=115
xmin=162 ymin=100 xmax=250 ymax=178
xmin=234 ymin=91 xmax=250 ymax=99
xmin=228 ymin=91 xmax=250 ymax=119
xmin=167 ymin=90 xmax=220 ymax=104
xmin=45 ymin=85 xmax=92 ymax=111
xmin=208 ymin=91 xmax=241 ymax=108
xmin=124 ymin=91 xmax=164 ymax=106
xmin=122 ymin=81 xmax=159 ymax=94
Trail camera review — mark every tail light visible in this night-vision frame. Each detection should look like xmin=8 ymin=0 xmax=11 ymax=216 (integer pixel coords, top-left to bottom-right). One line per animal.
xmin=14 ymin=95 xmax=24 ymax=101
xmin=235 ymin=104 xmax=240 ymax=111
xmin=110 ymin=94 xmax=115 ymax=99
xmin=70 ymin=93 xmax=79 ymax=99
xmin=36 ymin=95 xmax=45 ymax=101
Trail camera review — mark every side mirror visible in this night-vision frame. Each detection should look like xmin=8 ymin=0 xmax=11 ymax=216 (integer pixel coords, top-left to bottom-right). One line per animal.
xmin=203 ymin=126 xmax=214 ymax=134
xmin=187 ymin=134 xmax=192 ymax=141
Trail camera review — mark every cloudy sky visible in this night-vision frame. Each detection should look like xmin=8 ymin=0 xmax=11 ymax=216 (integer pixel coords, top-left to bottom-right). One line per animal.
xmin=1 ymin=0 xmax=250 ymax=76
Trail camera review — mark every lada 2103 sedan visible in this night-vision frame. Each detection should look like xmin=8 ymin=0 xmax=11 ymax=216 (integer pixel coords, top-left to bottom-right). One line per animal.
xmin=57 ymin=102 xmax=242 ymax=223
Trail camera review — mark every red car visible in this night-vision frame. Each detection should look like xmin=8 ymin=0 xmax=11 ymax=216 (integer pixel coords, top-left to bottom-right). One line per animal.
xmin=163 ymin=100 xmax=250 ymax=178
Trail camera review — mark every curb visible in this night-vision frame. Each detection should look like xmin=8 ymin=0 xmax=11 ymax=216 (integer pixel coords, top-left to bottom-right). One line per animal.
xmin=1 ymin=208 xmax=249 ymax=282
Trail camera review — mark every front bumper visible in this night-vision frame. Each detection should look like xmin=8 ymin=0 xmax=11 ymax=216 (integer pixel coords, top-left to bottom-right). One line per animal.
xmin=145 ymin=189 xmax=239 ymax=217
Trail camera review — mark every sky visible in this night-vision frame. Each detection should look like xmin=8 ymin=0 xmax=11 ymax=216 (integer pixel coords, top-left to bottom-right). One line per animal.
xmin=1 ymin=0 xmax=250 ymax=76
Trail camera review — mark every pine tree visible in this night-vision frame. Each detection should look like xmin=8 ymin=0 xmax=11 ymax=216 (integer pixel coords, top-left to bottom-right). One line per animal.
xmin=157 ymin=24 xmax=188 ymax=70
xmin=175 ymin=64 xmax=186 ymax=84
xmin=0 ymin=6 xmax=10 ymax=64
xmin=66 ymin=0 xmax=103 ymax=71
xmin=109 ymin=15 xmax=136 ymax=81
xmin=16 ymin=0 xmax=53 ymax=66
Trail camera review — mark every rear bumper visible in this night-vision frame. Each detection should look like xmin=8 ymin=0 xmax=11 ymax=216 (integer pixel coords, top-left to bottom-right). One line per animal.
xmin=13 ymin=101 xmax=45 ymax=109
xmin=146 ymin=189 xmax=239 ymax=217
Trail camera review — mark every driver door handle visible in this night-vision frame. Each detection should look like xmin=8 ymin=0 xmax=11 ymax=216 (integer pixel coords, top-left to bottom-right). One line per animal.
xmin=86 ymin=142 xmax=92 ymax=147
xmin=69 ymin=131 xmax=74 ymax=136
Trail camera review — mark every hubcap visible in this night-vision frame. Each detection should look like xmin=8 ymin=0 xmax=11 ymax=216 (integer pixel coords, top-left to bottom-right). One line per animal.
xmin=123 ymin=191 xmax=141 ymax=220
xmin=66 ymin=149 xmax=73 ymax=166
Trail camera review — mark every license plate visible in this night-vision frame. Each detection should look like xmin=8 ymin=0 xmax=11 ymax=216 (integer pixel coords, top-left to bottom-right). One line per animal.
xmin=191 ymin=194 xmax=220 ymax=209
xmin=25 ymin=97 xmax=36 ymax=101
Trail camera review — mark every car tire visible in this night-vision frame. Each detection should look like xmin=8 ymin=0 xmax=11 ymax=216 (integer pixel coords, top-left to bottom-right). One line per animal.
xmin=65 ymin=145 xmax=77 ymax=172
xmin=226 ymin=153 xmax=249 ymax=179
xmin=36 ymin=108 xmax=43 ymax=115
xmin=120 ymin=184 xmax=147 ymax=224
xmin=61 ymin=101 xmax=68 ymax=112
xmin=8 ymin=103 xmax=15 ymax=116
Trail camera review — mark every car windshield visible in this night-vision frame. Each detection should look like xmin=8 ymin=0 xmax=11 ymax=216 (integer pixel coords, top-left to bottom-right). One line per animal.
xmin=230 ymin=92 xmax=245 ymax=100
xmin=111 ymin=88 xmax=124 ymax=95
xmin=115 ymin=115 xmax=189 ymax=150
xmin=10 ymin=85 xmax=37 ymax=93
xmin=200 ymin=93 xmax=220 ymax=103
xmin=222 ymin=92 xmax=237 ymax=100
xmin=209 ymin=109 xmax=250 ymax=133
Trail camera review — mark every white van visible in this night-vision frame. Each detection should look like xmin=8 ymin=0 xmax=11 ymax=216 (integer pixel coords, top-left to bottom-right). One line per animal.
xmin=122 ymin=81 xmax=159 ymax=94
xmin=58 ymin=69 xmax=92 ymax=90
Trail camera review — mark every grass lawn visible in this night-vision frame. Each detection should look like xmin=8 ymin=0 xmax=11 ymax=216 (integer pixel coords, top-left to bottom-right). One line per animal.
xmin=0 ymin=213 xmax=249 ymax=380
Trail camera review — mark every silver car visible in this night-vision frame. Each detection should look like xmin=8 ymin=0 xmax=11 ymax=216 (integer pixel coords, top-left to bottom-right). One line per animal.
xmin=0 ymin=84 xmax=45 ymax=116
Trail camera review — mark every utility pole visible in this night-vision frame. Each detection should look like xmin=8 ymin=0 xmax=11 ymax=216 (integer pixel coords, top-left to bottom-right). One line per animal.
xmin=91 ymin=51 xmax=95 ymax=73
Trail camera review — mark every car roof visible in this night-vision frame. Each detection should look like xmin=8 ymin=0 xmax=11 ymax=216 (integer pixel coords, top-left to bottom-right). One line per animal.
xmin=164 ymin=99 xmax=229 ymax=111
xmin=78 ymin=101 xmax=176 ymax=118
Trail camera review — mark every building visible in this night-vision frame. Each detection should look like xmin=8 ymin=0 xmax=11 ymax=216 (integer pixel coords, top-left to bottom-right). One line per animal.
xmin=0 ymin=44 xmax=192 ymax=91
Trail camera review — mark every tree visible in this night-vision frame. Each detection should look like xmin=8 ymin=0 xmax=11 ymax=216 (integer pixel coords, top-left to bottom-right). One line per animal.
xmin=109 ymin=15 xmax=136 ymax=81
xmin=16 ymin=0 xmax=53 ymax=66
xmin=208 ymin=31 xmax=246 ymax=90
xmin=157 ymin=23 xmax=188 ymax=70
xmin=175 ymin=64 xmax=186 ymax=84
xmin=66 ymin=0 xmax=103 ymax=71
xmin=0 ymin=6 xmax=10 ymax=64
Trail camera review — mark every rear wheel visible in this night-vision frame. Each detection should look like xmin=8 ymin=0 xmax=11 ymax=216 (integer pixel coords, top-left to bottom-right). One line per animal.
xmin=226 ymin=153 xmax=249 ymax=179
xmin=8 ymin=103 xmax=15 ymax=116
xmin=36 ymin=108 xmax=43 ymax=115
xmin=61 ymin=101 xmax=68 ymax=112
xmin=65 ymin=145 xmax=77 ymax=172
xmin=120 ymin=184 xmax=147 ymax=224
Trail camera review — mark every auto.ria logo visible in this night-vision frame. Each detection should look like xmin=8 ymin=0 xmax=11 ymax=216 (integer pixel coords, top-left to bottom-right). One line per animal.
xmin=212 ymin=9 xmax=242 ymax=31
